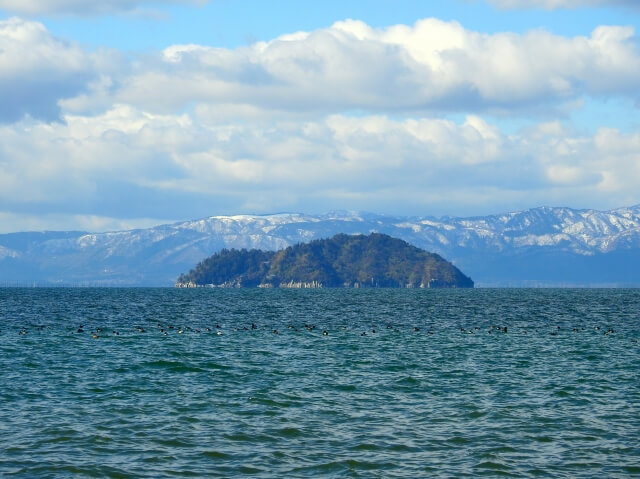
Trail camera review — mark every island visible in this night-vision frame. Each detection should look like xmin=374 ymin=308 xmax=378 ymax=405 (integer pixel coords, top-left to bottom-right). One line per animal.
xmin=175 ymin=233 xmax=473 ymax=288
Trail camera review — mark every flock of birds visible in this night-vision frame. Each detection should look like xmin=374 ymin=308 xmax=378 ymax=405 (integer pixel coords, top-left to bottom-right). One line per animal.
xmin=4 ymin=322 xmax=630 ymax=342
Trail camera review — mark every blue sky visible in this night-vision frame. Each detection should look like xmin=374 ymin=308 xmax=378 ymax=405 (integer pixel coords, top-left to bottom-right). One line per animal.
xmin=1 ymin=0 xmax=639 ymax=233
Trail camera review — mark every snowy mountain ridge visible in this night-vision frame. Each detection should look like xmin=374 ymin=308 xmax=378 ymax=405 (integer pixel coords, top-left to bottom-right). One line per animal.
xmin=1 ymin=205 xmax=639 ymax=286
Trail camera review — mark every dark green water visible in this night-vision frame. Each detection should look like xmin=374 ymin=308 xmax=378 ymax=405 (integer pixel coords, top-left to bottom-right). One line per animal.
xmin=1 ymin=288 xmax=639 ymax=478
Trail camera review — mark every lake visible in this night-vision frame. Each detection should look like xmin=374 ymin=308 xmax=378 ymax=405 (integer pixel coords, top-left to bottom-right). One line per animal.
xmin=1 ymin=288 xmax=639 ymax=478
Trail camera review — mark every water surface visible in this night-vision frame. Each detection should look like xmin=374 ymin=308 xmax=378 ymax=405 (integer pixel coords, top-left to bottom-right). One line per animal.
xmin=1 ymin=288 xmax=639 ymax=477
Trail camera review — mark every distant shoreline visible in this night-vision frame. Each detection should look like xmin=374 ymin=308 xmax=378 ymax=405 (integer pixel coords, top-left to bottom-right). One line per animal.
xmin=2 ymin=284 xmax=640 ymax=289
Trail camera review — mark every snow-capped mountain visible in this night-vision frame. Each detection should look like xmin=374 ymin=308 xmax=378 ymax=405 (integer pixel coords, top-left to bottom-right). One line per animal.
xmin=1 ymin=205 xmax=639 ymax=286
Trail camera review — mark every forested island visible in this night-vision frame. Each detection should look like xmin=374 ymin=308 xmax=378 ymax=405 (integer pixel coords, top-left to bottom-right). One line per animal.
xmin=175 ymin=233 xmax=473 ymax=288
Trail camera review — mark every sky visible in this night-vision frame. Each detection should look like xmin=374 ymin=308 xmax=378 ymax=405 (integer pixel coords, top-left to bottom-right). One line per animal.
xmin=1 ymin=0 xmax=639 ymax=233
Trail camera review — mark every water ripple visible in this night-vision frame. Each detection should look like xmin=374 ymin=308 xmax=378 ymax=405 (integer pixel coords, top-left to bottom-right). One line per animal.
xmin=1 ymin=288 xmax=639 ymax=478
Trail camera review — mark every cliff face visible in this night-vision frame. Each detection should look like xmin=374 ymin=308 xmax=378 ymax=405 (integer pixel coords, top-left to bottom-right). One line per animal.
xmin=176 ymin=233 xmax=474 ymax=289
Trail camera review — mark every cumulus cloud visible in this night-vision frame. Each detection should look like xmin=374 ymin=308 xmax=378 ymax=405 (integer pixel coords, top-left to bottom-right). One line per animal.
xmin=0 ymin=0 xmax=207 ymax=16
xmin=487 ymin=0 xmax=639 ymax=10
xmin=0 ymin=17 xmax=107 ymax=122
xmin=4 ymin=18 xmax=640 ymax=121
xmin=2 ymin=17 xmax=639 ymax=230
xmin=1 ymin=106 xmax=638 ymax=220
xmin=108 ymin=19 xmax=640 ymax=116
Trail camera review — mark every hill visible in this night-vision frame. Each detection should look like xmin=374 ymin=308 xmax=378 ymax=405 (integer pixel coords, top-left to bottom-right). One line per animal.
xmin=175 ymin=233 xmax=474 ymax=288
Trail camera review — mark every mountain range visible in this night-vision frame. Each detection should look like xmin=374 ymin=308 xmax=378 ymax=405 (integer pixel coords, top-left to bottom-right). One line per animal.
xmin=1 ymin=205 xmax=639 ymax=287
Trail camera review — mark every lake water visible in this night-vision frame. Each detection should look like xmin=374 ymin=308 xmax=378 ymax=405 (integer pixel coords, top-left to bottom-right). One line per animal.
xmin=1 ymin=288 xmax=639 ymax=478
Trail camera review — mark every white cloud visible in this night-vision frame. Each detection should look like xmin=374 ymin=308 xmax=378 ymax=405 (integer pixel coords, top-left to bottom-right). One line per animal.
xmin=107 ymin=19 xmax=640 ymax=116
xmin=487 ymin=0 xmax=639 ymax=9
xmin=0 ymin=17 xmax=119 ymax=122
xmin=1 ymin=17 xmax=639 ymax=231
xmin=1 ymin=106 xmax=638 ymax=222
xmin=4 ymin=18 xmax=640 ymax=121
xmin=0 ymin=0 xmax=207 ymax=16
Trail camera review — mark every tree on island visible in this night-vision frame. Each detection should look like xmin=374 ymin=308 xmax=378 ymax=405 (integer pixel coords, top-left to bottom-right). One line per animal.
xmin=176 ymin=233 xmax=473 ymax=288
